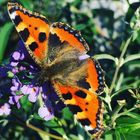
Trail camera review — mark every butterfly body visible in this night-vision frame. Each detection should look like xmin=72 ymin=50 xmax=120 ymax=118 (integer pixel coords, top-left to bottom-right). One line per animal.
xmin=8 ymin=2 xmax=105 ymax=138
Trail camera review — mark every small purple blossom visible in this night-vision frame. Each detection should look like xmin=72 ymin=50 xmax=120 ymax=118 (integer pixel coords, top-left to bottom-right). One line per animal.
xmin=9 ymin=94 xmax=23 ymax=108
xmin=12 ymin=68 xmax=19 ymax=74
xmin=10 ymin=77 xmax=22 ymax=93
xmin=0 ymin=103 xmax=11 ymax=116
xmin=10 ymin=49 xmax=25 ymax=67
xmin=12 ymin=51 xmax=21 ymax=60
xmin=19 ymin=66 xmax=26 ymax=71
xmin=38 ymin=106 xmax=54 ymax=121
xmin=10 ymin=62 xmax=19 ymax=67
xmin=21 ymin=85 xmax=41 ymax=102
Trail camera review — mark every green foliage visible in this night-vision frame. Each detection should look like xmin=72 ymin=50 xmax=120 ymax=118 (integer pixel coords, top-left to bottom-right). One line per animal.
xmin=0 ymin=22 xmax=13 ymax=62
xmin=0 ymin=0 xmax=140 ymax=140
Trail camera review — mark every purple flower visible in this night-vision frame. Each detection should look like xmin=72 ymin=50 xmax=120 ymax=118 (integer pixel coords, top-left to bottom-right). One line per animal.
xmin=21 ymin=85 xmax=41 ymax=103
xmin=12 ymin=51 xmax=22 ymax=60
xmin=0 ymin=103 xmax=11 ymax=116
xmin=38 ymin=106 xmax=54 ymax=121
xmin=10 ymin=77 xmax=22 ymax=93
xmin=10 ymin=62 xmax=19 ymax=67
xmin=12 ymin=68 xmax=19 ymax=74
xmin=9 ymin=94 xmax=23 ymax=108
xmin=10 ymin=49 xmax=25 ymax=67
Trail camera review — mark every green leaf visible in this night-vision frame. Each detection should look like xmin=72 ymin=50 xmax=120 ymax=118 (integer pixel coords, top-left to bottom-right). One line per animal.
xmin=0 ymin=22 xmax=13 ymax=63
xmin=123 ymin=54 xmax=140 ymax=65
xmin=62 ymin=107 xmax=73 ymax=120
xmin=132 ymin=30 xmax=139 ymax=41
xmin=125 ymin=112 xmax=140 ymax=121
xmin=45 ymin=119 xmax=67 ymax=138
xmin=0 ymin=0 xmax=5 ymax=5
xmin=122 ymin=133 xmax=140 ymax=140
xmin=33 ymin=113 xmax=43 ymax=120
xmin=20 ymin=96 xmax=33 ymax=112
xmin=116 ymin=116 xmax=139 ymax=124
xmin=75 ymin=24 xmax=87 ymax=30
xmin=105 ymin=133 xmax=113 ymax=140
xmin=115 ymin=130 xmax=121 ymax=140
xmin=117 ymin=123 xmax=140 ymax=133
xmin=116 ymin=117 xmax=140 ymax=133
xmin=69 ymin=134 xmax=79 ymax=140
xmin=111 ymin=86 xmax=134 ymax=98
xmin=126 ymin=60 xmax=140 ymax=69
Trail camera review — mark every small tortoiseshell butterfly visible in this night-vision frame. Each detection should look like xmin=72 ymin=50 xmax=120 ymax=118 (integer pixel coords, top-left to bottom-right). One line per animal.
xmin=8 ymin=2 xmax=105 ymax=138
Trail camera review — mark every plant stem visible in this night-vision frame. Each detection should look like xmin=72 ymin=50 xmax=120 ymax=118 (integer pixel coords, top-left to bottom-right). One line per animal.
xmin=111 ymin=86 xmax=134 ymax=98
xmin=116 ymin=107 xmax=137 ymax=118
xmin=126 ymin=0 xmax=130 ymax=5
xmin=12 ymin=113 xmax=65 ymax=140
xmin=26 ymin=122 xmax=66 ymax=140
xmin=111 ymin=103 xmax=125 ymax=128
xmin=109 ymin=35 xmax=133 ymax=94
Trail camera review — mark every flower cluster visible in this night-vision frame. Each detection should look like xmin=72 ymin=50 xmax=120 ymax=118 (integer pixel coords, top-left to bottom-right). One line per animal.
xmin=0 ymin=41 xmax=65 ymax=120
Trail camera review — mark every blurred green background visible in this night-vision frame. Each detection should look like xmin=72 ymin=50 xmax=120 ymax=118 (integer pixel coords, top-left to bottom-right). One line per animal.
xmin=0 ymin=0 xmax=140 ymax=140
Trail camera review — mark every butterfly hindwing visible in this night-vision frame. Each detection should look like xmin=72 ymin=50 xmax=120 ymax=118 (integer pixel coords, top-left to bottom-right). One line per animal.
xmin=53 ymin=82 xmax=104 ymax=137
xmin=52 ymin=58 xmax=105 ymax=137
xmin=7 ymin=2 xmax=50 ymax=65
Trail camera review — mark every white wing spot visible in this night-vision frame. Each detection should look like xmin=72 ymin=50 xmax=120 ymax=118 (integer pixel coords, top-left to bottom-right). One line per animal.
xmin=85 ymin=125 xmax=93 ymax=131
xmin=10 ymin=12 xmax=17 ymax=20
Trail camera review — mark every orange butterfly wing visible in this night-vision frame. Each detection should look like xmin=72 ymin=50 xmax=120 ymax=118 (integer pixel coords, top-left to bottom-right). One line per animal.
xmin=7 ymin=2 xmax=50 ymax=65
xmin=53 ymin=59 xmax=105 ymax=137
xmin=86 ymin=59 xmax=105 ymax=94
xmin=50 ymin=22 xmax=89 ymax=53
xmin=53 ymin=84 xmax=104 ymax=137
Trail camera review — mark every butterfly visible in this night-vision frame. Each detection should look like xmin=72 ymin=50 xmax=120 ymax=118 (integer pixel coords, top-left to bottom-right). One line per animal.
xmin=7 ymin=2 xmax=105 ymax=138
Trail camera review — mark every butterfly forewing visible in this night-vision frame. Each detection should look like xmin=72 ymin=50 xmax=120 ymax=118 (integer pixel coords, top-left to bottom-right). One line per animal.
xmin=50 ymin=22 xmax=89 ymax=53
xmin=86 ymin=59 xmax=105 ymax=94
xmin=7 ymin=2 xmax=50 ymax=65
